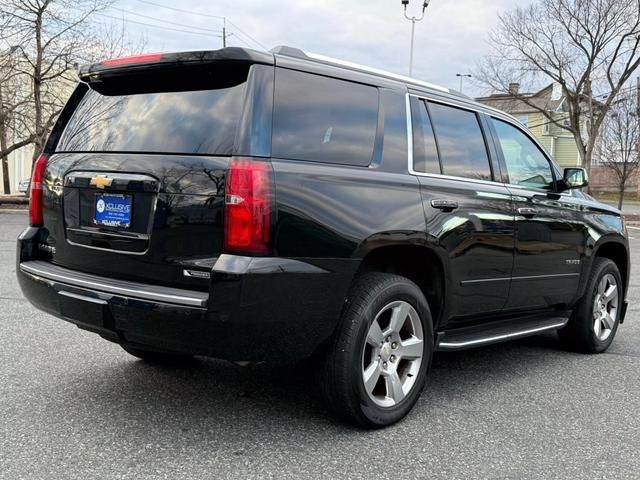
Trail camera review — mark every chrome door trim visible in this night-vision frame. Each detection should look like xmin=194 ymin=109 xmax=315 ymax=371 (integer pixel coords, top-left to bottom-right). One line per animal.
xmin=460 ymin=272 xmax=580 ymax=285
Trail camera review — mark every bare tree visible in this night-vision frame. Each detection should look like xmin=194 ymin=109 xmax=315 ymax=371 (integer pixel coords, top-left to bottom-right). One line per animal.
xmin=476 ymin=0 xmax=640 ymax=177
xmin=598 ymin=92 xmax=640 ymax=209
xmin=0 ymin=0 xmax=120 ymax=164
xmin=0 ymin=0 xmax=144 ymax=193
xmin=0 ymin=45 xmax=30 ymax=193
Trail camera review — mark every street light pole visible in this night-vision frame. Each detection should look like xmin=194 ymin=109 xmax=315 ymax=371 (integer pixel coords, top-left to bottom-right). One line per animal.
xmin=402 ymin=1 xmax=430 ymax=77
xmin=456 ymin=73 xmax=472 ymax=93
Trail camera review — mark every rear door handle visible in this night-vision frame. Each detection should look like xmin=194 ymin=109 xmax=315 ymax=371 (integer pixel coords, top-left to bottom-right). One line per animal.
xmin=431 ymin=199 xmax=459 ymax=211
xmin=517 ymin=207 xmax=538 ymax=218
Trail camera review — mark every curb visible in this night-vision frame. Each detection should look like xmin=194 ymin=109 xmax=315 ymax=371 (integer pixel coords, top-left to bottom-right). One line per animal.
xmin=0 ymin=196 xmax=28 ymax=204
xmin=0 ymin=208 xmax=27 ymax=215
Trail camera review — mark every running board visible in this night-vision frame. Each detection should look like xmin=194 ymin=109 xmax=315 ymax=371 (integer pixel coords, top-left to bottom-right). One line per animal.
xmin=436 ymin=315 xmax=570 ymax=351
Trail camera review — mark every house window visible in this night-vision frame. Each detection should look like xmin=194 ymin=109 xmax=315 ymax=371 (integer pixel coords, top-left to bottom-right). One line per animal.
xmin=518 ymin=115 xmax=528 ymax=127
xmin=542 ymin=120 xmax=550 ymax=135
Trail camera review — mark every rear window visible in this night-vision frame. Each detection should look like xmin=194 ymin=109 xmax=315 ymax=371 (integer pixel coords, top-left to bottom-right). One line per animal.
xmin=57 ymin=81 xmax=246 ymax=155
xmin=272 ymin=68 xmax=378 ymax=166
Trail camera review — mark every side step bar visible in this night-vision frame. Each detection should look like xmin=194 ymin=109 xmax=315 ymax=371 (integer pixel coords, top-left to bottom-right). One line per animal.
xmin=436 ymin=315 xmax=569 ymax=351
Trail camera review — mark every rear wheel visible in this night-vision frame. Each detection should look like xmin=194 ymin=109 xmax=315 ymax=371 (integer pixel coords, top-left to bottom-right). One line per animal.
xmin=319 ymin=272 xmax=434 ymax=428
xmin=121 ymin=345 xmax=194 ymax=365
xmin=560 ymin=258 xmax=622 ymax=353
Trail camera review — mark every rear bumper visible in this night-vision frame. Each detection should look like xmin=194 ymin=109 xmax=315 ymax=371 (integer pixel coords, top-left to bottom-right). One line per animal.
xmin=17 ymin=227 xmax=357 ymax=362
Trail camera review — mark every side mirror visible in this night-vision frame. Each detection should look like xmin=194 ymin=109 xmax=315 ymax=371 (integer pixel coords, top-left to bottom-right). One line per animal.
xmin=561 ymin=167 xmax=589 ymax=190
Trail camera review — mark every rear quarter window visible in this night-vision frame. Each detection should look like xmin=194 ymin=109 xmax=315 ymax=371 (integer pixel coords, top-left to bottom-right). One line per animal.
xmin=272 ymin=68 xmax=378 ymax=166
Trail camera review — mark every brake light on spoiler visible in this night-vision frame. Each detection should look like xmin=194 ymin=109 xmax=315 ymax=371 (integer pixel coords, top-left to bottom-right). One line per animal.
xmin=100 ymin=53 xmax=163 ymax=67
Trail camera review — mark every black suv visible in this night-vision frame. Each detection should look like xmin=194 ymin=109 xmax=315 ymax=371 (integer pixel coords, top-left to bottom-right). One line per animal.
xmin=17 ymin=47 xmax=630 ymax=428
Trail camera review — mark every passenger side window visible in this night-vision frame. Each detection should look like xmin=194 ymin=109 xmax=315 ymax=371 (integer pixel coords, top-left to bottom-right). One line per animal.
xmin=491 ymin=118 xmax=554 ymax=190
xmin=427 ymin=102 xmax=492 ymax=181
xmin=272 ymin=68 xmax=378 ymax=166
xmin=410 ymin=97 xmax=440 ymax=174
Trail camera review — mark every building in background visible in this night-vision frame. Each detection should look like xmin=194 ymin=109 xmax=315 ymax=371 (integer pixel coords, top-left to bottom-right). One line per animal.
xmin=477 ymin=83 xmax=639 ymax=195
xmin=476 ymin=83 xmax=590 ymax=168
xmin=1 ymin=146 xmax=33 ymax=194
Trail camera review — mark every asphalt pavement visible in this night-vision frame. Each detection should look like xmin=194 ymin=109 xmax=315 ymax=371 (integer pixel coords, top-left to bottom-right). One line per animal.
xmin=1 ymin=212 xmax=639 ymax=480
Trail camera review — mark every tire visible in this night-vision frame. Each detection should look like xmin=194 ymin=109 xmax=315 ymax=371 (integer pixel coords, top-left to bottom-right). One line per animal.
xmin=121 ymin=345 xmax=194 ymax=365
xmin=559 ymin=258 xmax=623 ymax=353
xmin=319 ymin=272 xmax=434 ymax=429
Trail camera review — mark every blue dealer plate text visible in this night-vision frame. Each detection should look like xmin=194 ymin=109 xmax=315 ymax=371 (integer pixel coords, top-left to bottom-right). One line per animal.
xmin=94 ymin=193 xmax=132 ymax=228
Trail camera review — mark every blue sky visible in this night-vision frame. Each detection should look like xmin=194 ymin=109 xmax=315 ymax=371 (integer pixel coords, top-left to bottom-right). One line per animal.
xmin=108 ymin=0 xmax=532 ymax=96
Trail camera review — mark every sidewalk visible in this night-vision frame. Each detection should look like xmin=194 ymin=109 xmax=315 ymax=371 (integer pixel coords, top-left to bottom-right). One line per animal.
xmin=0 ymin=194 xmax=28 ymax=211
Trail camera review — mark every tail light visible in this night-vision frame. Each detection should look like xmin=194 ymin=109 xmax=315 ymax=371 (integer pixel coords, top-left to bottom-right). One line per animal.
xmin=224 ymin=159 xmax=271 ymax=254
xmin=29 ymin=154 xmax=48 ymax=227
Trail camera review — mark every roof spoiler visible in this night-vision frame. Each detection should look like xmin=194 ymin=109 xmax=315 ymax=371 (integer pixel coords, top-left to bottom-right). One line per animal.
xmin=79 ymin=47 xmax=274 ymax=83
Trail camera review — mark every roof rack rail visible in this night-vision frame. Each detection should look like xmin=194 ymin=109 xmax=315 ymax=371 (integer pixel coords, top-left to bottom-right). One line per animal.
xmin=271 ymin=45 xmax=470 ymax=99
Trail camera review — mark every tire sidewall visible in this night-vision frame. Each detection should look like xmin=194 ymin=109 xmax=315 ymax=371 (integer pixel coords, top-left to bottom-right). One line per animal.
xmin=578 ymin=260 xmax=623 ymax=352
xmin=346 ymin=278 xmax=434 ymax=427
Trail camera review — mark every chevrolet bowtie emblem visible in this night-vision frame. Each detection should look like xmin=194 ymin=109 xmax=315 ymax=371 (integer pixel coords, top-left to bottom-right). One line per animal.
xmin=90 ymin=175 xmax=113 ymax=189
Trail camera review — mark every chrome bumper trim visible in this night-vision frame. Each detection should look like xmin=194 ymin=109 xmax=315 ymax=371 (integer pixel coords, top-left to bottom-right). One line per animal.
xmin=20 ymin=260 xmax=208 ymax=308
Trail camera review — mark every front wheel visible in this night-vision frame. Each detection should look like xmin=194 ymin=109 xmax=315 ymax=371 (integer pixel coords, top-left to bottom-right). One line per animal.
xmin=319 ymin=272 xmax=434 ymax=428
xmin=560 ymin=258 xmax=623 ymax=353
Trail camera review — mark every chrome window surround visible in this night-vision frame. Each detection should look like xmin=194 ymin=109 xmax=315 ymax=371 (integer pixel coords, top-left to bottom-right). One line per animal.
xmin=405 ymin=93 xmax=573 ymax=196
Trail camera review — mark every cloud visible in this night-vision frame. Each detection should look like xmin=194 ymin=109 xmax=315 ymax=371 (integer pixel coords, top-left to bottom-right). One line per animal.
xmin=116 ymin=0 xmax=533 ymax=96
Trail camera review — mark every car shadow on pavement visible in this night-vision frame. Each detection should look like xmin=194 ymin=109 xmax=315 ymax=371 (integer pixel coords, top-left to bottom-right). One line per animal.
xmin=53 ymin=332 xmax=573 ymax=442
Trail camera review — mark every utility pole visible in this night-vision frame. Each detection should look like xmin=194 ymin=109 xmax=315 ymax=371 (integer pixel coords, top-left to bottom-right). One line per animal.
xmin=222 ymin=17 xmax=227 ymax=48
xmin=401 ymin=1 xmax=430 ymax=77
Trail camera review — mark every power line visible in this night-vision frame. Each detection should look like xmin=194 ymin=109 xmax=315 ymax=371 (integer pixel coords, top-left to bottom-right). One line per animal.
xmin=96 ymin=13 xmax=223 ymax=37
xmin=132 ymin=0 xmax=225 ymax=20
xmin=225 ymin=18 xmax=268 ymax=50
xmin=130 ymin=0 xmax=268 ymax=50
xmin=107 ymin=7 xmax=223 ymax=34
xmin=593 ymin=83 xmax=638 ymax=100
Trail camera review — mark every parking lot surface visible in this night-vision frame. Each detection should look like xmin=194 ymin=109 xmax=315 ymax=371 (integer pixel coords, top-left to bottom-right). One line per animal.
xmin=1 ymin=212 xmax=639 ymax=479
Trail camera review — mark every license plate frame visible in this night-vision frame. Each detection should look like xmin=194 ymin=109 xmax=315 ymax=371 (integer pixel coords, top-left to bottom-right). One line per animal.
xmin=94 ymin=193 xmax=133 ymax=229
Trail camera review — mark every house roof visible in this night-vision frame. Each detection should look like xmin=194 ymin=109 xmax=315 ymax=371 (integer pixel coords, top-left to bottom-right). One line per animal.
xmin=475 ymin=84 xmax=565 ymax=114
xmin=476 ymin=83 xmax=606 ymax=117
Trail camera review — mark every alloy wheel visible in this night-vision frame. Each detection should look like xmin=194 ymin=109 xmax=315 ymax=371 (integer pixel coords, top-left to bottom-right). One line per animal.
xmin=592 ymin=273 xmax=618 ymax=342
xmin=361 ymin=300 xmax=424 ymax=407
